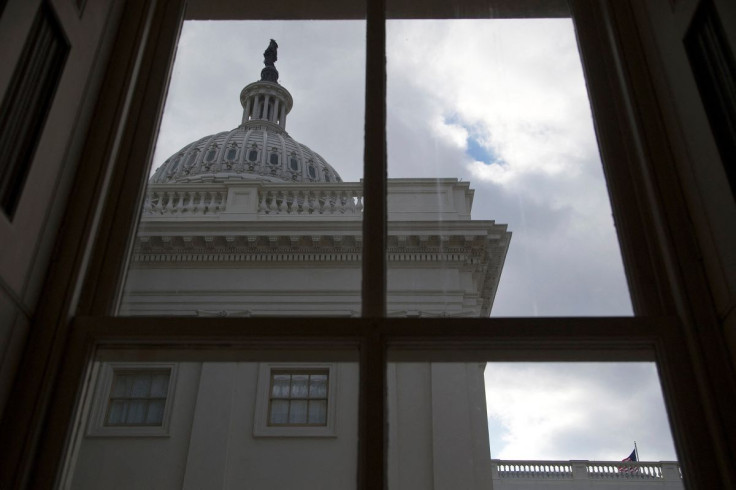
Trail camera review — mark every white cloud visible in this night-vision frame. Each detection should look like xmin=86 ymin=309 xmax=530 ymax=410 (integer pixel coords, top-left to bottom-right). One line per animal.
xmin=485 ymin=363 xmax=678 ymax=462
xmin=431 ymin=115 xmax=468 ymax=149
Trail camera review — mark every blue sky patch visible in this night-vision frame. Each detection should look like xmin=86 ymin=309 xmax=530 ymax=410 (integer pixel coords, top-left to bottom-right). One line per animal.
xmin=444 ymin=114 xmax=499 ymax=165
xmin=467 ymin=136 xmax=498 ymax=165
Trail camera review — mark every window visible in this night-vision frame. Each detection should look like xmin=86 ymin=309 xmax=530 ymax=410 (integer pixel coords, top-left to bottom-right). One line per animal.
xmin=204 ymin=146 xmax=217 ymax=163
xmin=269 ymin=369 xmax=328 ymax=425
xmin=308 ymin=164 xmax=317 ymax=179
xmin=169 ymin=154 xmax=182 ymax=172
xmin=269 ymin=151 xmax=279 ymax=165
xmin=289 ymin=155 xmax=299 ymax=171
xmin=248 ymin=148 xmax=259 ymax=162
xmin=225 ymin=145 xmax=238 ymax=162
xmin=86 ymin=363 xmax=177 ymax=437
xmin=5 ymin=2 xmax=736 ymax=490
xmin=254 ymin=363 xmax=338 ymax=437
xmin=185 ymin=149 xmax=199 ymax=167
xmin=106 ymin=369 xmax=169 ymax=426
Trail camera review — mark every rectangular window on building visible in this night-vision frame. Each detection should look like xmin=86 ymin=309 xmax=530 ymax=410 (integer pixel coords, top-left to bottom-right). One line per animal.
xmin=105 ymin=369 xmax=171 ymax=426
xmin=268 ymin=369 xmax=329 ymax=426
xmin=253 ymin=362 xmax=340 ymax=437
xmin=85 ymin=363 xmax=178 ymax=437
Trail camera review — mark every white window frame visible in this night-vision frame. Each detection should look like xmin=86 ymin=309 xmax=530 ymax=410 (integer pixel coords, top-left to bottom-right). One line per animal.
xmin=253 ymin=363 xmax=338 ymax=438
xmin=86 ymin=362 xmax=178 ymax=437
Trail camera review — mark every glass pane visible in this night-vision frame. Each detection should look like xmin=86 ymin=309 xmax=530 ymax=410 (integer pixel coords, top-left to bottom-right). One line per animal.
xmin=291 ymin=374 xmax=309 ymax=397
xmin=272 ymin=374 xmax=290 ymax=397
xmin=130 ymin=375 xmax=151 ymax=397
xmin=309 ymin=374 xmax=328 ymax=397
xmin=110 ymin=374 xmax=131 ymax=397
xmin=289 ymin=400 xmax=308 ymax=424
xmin=386 ymin=18 xmax=631 ymax=317
xmin=118 ymin=20 xmax=365 ymax=317
xmin=387 ymin=362 xmax=681 ymax=489
xmin=308 ymin=400 xmax=327 ymax=425
xmin=150 ymin=373 xmax=170 ymax=397
xmin=64 ymin=358 xmax=358 ymax=489
xmin=126 ymin=400 xmax=146 ymax=424
xmin=270 ymin=399 xmax=289 ymax=424
xmin=146 ymin=400 xmax=166 ymax=425
xmin=105 ymin=400 xmax=126 ymax=425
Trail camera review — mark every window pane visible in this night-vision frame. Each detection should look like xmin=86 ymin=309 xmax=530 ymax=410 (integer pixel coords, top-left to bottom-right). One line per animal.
xmin=289 ymin=400 xmax=308 ymax=424
xmin=291 ymin=374 xmax=309 ymax=397
xmin=126 ymin=400 xmax=147 ymax=424
xmin=308 ymin=400 xmax=327 ymax=425
xmin=150 ymin=373 xmax=170 ymax=397
xmin=110 ymin=375 xmax=131 ymax=397
xmin=118 ymin=21 xmax=365 ymax=317
xmin=269 ymin=399 xmax=289 ymax=424
xmin=130 ymin=375 xmax=151 ymax=397
xmin=387 ymin=362 xmax=681 ymax=489
xmin=146 ymin=399 xmax=166 ymax=425
xmin=106 ymin=400 xmax=126 ymax=425
xmin=309 ymin=374 xmax=328 ymax=397
xmin=272 ymin=374 xmax=290 ymax=397
xmin=386 ymin=18 xmax=631 ymax=317
xmin=64 ymin=358 xmax=357 ymax=489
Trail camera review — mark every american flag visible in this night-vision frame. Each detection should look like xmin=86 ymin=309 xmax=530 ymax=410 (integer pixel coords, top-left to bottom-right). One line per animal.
xmin=618 ymin=449 xmax=640 ymax=474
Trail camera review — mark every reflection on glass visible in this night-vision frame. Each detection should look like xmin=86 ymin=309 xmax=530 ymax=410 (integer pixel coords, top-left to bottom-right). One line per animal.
xmin=387 ymin=362 xmax=681 ymax=489
xmin=64 ymin=360 xmax=357 ymax=489
xmin=386 ymin=19 xmax=631 ymax=317
xmin=118 ymin=21 xmax=365 ymax=317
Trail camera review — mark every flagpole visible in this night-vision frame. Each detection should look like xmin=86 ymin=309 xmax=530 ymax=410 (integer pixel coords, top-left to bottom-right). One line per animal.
xmin=634 ymin=441 xmax=639 ymax=461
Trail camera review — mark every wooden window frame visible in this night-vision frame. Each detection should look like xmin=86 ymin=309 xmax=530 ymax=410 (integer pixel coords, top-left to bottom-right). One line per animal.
xmin=0 ymin=1 xmax=735 ymax=489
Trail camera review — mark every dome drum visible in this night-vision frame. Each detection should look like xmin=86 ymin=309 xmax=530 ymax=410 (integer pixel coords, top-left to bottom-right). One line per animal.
xmin=240 ymin=81 xmax=293 ymax=128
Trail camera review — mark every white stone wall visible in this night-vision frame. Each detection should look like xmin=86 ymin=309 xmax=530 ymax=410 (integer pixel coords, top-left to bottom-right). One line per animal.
xmin=69 ymin=178 xmax=506 ymax=489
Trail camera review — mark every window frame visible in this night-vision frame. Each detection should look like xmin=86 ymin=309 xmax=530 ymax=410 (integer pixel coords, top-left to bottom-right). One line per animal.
xmin=253 ymin=362 xmax=338 ymax=437
xmin=86 ymin=362 xmax=177 ymax=437
xmin=1 ymin=1 xmax=735 ymax=489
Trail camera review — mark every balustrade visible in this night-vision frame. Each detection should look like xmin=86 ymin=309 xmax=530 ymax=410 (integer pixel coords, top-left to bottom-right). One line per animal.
xmin=587 ymin=461 xmax=662 ymax=479
xmin=493 ymin=461 xmax=572 ymax=479
xmin=258 ymin=186 xmax=363 ymax=216
xmin=491 ymin=460 xmax=681 ymax=482
xmin=142 ymin=182 xmax=364 ymax=218
xmin=143 ymin=186 xmax=226 ymax=217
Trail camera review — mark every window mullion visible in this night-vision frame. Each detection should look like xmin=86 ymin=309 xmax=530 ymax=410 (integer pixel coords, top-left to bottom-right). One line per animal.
xmin=362 ymin=0 xmax=387 ymax=318
xmin=360 ymin=0 xmax=387 ymax=489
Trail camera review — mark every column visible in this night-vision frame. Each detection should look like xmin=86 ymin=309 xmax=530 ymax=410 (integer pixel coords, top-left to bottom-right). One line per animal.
xmin=273 ymin=98 xmax=280 ymax=124
xmin=279 ymin=104 xmax=286 ymax=128
xmin=243 ymin=97 xmax=252 ymax=124
xmin=263 ymin=94 xmax=270 ymax=120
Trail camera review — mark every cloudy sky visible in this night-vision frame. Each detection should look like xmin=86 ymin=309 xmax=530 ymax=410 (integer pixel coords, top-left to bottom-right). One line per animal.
xmin=151 ymin=20 xmax=678 ymax=462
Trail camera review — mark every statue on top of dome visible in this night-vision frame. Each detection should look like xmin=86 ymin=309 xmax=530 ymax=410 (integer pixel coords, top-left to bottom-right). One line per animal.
xmin=261 ymin=39 xmax=279 ymax=82
xmin=264 ymin=39 xmax=278 ymax=67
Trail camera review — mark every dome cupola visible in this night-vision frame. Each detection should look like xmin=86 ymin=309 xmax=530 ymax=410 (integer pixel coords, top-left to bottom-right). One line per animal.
xmin=150 ymin=40 xmax=341 ymax=185
xmin=239 ymin=39 xmax=293 ymax=129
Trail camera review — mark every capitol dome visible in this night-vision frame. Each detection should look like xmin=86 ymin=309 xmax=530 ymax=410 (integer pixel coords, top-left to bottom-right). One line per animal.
xmin=150 ymin=40 xmax=342 ymax=185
